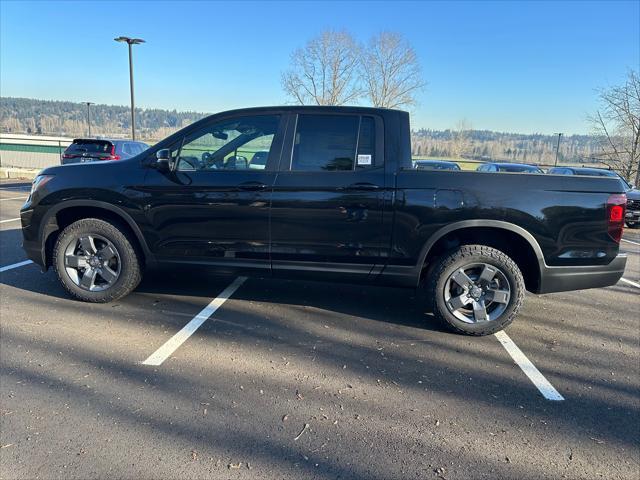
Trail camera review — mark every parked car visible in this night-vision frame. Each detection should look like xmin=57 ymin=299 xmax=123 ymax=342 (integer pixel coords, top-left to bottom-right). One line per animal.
xmin=21 ymin=106 xmax=628 ymax=336
xmin=414 ymin=159 xmax=461 ymax=171
xmin=625 ymin=188 xmax=640 ymax=228
xmin=61 ymin=139 xmax=149 ymax=165
xmin=547 ymin=166 xmax=619 ymax=177
xmin=476 ymin=162 xmax=544 ymax=173
xmin=548 ymin=166 xmax=639 ymax=228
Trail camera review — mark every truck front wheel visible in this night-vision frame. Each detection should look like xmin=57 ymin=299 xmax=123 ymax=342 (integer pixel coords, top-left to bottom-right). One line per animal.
xmin=425 ymin=245 xmax=525 ymax=336
xmin=53 ymin=218 xmax=142 ymax=303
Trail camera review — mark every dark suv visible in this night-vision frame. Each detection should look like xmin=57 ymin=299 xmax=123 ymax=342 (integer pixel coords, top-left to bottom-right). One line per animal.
xmin=61 ymin=139 xmax=149 ymax=165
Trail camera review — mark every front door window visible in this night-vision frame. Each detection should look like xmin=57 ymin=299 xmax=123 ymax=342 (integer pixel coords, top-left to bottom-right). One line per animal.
xmin=173 ymin=115 xmax=280 ymax=171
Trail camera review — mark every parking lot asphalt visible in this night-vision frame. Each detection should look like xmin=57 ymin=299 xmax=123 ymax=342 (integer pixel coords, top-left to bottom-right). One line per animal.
xmin=1 ymin=179 xmax=638 ymax=480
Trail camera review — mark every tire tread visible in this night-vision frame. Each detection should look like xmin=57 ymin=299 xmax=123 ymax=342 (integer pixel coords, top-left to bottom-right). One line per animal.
xmin=426 ymin=244 xmax=526 ymax=336
xmin=53 ymin=218 xmax=142 ymax=303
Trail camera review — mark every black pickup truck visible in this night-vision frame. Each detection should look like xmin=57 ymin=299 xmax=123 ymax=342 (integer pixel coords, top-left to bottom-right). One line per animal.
xmin=20 ymin=106 xmax=628 ymax=335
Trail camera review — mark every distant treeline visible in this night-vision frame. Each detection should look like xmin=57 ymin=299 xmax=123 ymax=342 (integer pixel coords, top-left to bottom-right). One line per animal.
xmin=1 ymin=97 xmax=601 ymax=164
xmin=412 ymin=128 xmax=602 ymax=165
xmin=0 ymin=97 xmax=207 ymax=142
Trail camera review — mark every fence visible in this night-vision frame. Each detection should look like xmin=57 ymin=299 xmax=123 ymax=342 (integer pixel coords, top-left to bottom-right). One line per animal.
xmin=0 ymin=134 xmax=73 ymax=169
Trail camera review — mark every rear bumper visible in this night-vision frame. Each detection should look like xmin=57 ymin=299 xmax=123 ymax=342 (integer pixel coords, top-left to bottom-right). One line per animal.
xmin=538 ymin=254 xmax=627 ymax=294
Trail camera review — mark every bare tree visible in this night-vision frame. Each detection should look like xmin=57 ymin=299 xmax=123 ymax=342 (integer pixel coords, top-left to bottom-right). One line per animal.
xmin=589 ymin=69 xmax=640 ymax=186
xmin=281 ymin=30 xmax=361 ymax=106
xmin=451 ymin=119 xmax=473 ymax=158
xmin=360 ymin=32 xmax=425 ymax=109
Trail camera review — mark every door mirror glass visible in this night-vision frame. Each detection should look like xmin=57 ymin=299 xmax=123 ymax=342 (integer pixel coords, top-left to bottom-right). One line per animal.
xmin=156 ymin=149 xmax=171 ymax=171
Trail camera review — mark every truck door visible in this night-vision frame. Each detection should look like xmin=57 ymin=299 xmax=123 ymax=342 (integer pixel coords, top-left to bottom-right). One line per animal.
xmin=141 ymin=113 xmax=284 ymax=275
xmin=270 ymin=113 xmax=392 ymax=281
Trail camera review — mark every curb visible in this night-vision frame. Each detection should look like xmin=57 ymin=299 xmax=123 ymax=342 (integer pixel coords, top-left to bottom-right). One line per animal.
xmin=0 ymin=167 xmax=40 ymax=180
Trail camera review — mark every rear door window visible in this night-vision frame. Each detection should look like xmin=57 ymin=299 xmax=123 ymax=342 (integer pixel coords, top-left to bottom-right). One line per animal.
xmin=356 ymin=116 xmax=376 ymax=169
xmin=121 ymin=142 xmax=145 ymax=157
xmin=291 ymin=115 xmax=378 ymax=172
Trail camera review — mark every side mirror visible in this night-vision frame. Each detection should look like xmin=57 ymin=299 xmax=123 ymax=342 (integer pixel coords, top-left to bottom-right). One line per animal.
xmin=156 ymin=149 xmax=171 ymax=171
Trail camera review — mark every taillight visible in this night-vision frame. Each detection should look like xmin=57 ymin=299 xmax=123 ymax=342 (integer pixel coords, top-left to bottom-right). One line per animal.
xmin=106 ymin=145 xmax=121 ymax=160
xmin=607 ymin=193 xmax=626 ymax=243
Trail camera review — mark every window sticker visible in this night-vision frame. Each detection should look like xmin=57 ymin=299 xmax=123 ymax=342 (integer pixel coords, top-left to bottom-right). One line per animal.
xmin=357 ymin=154 xmax=372 ymax=166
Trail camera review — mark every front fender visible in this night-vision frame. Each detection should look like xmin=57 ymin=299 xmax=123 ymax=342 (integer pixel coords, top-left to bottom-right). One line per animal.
xmin=37 ymin=199 xmax=154 ymax=268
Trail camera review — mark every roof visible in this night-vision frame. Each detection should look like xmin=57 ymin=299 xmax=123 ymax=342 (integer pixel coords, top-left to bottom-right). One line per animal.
xmin=488 ymin=162 xmax=540 ymax=168
xmin=72 ymin=138 xmax=147 ymax=144
xmin=415 ymin=159 xmax=458 ymax=164
xmin=563 ymin=167 xmax=617 ymax=175
xmin=212 ymin=105 xmax=407 ymax=115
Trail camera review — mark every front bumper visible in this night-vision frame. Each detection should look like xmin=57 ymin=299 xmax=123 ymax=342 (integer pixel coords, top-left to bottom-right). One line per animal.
xmin=538 ymin=254 xmax=627 ymax=294
xmin=20 ymin=208 xmax=46 ymax=269
xmin=626 ymin=210 xmax=640 ymax=222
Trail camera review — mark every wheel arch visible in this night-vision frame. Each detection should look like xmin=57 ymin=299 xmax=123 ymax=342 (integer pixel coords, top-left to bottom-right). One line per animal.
xmin=418 ymin=220 xmax=545 ymax=293
xmin=40 ymin=200 xmax=152 ymax=268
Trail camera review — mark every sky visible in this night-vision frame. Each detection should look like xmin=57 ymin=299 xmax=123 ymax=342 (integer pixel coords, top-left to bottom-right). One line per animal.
xmin=1 ymin=0 xmax=638 ymax=134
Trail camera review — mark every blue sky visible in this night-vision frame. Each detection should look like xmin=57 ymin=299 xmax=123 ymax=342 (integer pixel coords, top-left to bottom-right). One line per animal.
xmin=1 ymin=0 xmax=638 ymax=134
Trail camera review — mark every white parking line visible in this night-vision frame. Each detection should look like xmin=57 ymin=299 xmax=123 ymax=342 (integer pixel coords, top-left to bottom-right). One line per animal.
xmin=0 ymin=260 xmax=33 ymax=273
xmin=0 ymin=196 xmax=28 ymax=202
xmin=494 ymin=330 xmax=565 ymax=401
xmin=621 ymin=238 xmax=640 ymax=246
xmin=142 ymin=276 xmax=247 ymax=366
xmin=620 ymin=277 xmax=640 ymax=289
xmin=0 ymin=218 xmax=21 ymax=224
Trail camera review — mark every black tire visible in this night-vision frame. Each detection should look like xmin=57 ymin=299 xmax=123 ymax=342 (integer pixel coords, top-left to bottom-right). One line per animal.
xmin=425 ymin=245 xmax=525 ymax=336
xmin=626 ymin=221 xmax=639 ymax=229
xmin=53 ymin=218 xmax=142 ymax=302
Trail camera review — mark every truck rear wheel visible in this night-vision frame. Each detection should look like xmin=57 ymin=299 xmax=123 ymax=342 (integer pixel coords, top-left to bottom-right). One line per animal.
xmin=53 ymin=218 xmax=142 ymax=303
xmin=425 ymin=245 xmax=525 ymax=336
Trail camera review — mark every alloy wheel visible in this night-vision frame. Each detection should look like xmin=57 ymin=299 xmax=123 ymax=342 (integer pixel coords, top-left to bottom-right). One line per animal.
xmin=63 ymin=234 xmax=121 ymax=292
xmin=443 ymin=262 xmax=511 ymax=324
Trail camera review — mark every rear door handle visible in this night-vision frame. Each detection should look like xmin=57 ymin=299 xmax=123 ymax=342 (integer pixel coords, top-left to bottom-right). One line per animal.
xmin=237 ymin=181 xmax=268 ymax=191
xmin=342 ymin=182 xmax=381 ymax=191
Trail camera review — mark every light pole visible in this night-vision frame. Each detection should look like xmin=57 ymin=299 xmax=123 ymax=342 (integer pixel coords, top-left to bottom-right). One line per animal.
xmin=553 ymin=132 xmax=563 ymax=166
xmin=84 ymin=102 xmax=94 ymax=137
xmin=114 ymin=36 xmax=145 ymax=140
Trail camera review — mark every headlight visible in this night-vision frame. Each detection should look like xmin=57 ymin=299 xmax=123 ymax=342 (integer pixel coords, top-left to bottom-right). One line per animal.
xmin=30 ymin=175 xmax=54 ymax=195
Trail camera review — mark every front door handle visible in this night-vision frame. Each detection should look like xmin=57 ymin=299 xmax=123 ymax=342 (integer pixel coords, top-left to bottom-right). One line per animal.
xmin=237 ymin=181 xmax=268 ymax=191
xmin=343 ymin=182 xmax=381 ymax=191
